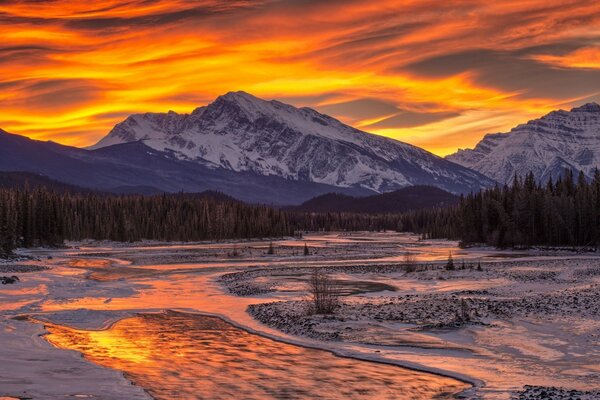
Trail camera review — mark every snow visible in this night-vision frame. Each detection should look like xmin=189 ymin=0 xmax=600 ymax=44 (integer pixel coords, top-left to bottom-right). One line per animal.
xmin=220 ymin=251 xmax=600 ymax=398
xmin=0 ymin=262 xmax=151 ymax=400
xmin=90 ymin=91 xmax=493 ymax=194
xmin=447 ymin=103 xmax=600 ymax=184
xmin=3 ymin=233 xmax=599 ymax=399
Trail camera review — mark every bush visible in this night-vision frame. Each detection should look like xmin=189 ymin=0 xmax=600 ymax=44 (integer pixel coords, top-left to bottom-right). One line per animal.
xmin=404 ymin=251 xmax=417 ymax=272
xmin=446 ymin=251 xmax=455 ymax=271
xmin=308 ymin=269 xmax=339 ymax=314
xmin=455 ymin=298 xmax=472 ymax=324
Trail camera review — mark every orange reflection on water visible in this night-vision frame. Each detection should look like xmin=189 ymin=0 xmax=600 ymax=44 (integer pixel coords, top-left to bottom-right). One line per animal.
xmin=45 ymin=312 xmax=468 ymax=399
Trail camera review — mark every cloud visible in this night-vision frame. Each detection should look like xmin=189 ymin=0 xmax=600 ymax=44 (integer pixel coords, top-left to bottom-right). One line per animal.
xmin=317 ymin=98 xmax=400 ymax=122
xmin=532 ymin=46 xmax=600 ymax=69
xmin=1 ymin=78 xmax=105 ymax=112
xmin=1 ymin=0 xmax=600 ymax=154
xmin=364 ymin=110 xmax=460 ymax=129
xmin=404 ymin=48 xmax=600 ymax=100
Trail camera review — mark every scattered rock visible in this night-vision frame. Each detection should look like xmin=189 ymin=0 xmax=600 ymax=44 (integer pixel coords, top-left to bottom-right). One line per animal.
xmin=1 ymin=275 xmax=19 ymax=284
xmin=513 ymin=385 xmax=600 ymax=400
xmin=0 ymin=264 xmax=48 ymax=274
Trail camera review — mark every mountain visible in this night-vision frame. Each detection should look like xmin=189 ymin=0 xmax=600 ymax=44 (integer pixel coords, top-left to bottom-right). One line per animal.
xmin=0 ymin=171 xmax=93 ymax=193
xmin=288 ymin=185 xmax=459 ymax=214
xmin=447 ymin=103 xmax=600 ymax=184
xmin=91 ymin=91 xmax=493 ymax=194
xmin=0 ymin=129 xmax=372 ymax=204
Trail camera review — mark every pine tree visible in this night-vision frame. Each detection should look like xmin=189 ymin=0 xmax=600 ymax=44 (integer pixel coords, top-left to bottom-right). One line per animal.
xmin=446 ymin=251 xmax=455 ymax=271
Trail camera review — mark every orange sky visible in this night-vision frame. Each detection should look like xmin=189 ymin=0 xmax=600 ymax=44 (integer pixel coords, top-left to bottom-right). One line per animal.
xmin=1 ymin=0 xmax=600 ymax=155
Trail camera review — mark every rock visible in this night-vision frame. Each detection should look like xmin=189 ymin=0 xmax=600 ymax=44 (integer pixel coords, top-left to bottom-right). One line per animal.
xmin=1 ymin=275 xmax=19 ymax=284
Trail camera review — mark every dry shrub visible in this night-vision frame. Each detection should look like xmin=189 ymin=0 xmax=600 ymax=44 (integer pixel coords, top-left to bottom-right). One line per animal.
xmin=404 ymin=251 xmax=417 ymax=272
xmin=308 ymin=269 xmax=339 ymax=314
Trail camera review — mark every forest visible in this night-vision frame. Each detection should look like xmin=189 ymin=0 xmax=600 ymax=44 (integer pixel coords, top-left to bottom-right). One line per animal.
xmin=400 ymin=170 xmax=600 ymax=249
xmin=0 ymin=188 xmax=400 ymax=255
xmin=2 ymin=169 xmax=599 ymax=255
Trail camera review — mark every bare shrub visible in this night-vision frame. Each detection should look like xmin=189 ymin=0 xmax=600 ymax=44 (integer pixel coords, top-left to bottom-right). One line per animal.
xmin=454 ymin=298 xmax=472 ymax=324
xmin=228 ymin=244 xmax=240 ymax=258
xmin=404 ymin=251 xmax=417 ymax=272
xmin=308 ymin=269 xmax=339 ymax=314
xmin=446 ymin=251 xmax=455 ymax=271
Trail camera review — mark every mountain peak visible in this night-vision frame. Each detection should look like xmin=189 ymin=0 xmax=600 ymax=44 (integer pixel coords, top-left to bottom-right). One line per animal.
xmin=219 ymin=90 xmax=259 ymax=102
xmin=571 ymin=102 xmax=600 ymax=113
xmin=207 ymin=90 xmax=279 ymax=120
xmin=215 ymin=91 xmax=267 ymax=110
xmin=90 ymin=91 xmax=493 ymax=194
xmin=447 ymin=102 xmax=600 ymax=184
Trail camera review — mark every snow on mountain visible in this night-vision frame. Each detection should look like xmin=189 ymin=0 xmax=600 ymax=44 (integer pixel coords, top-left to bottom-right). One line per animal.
xmin=91 ymin=91 xmax=493 ymax=194
xmin=446 ymin=103 xmax=600 ymax=184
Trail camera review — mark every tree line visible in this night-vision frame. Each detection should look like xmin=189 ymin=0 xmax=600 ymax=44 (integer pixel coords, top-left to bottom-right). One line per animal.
xmin=3 ymin=169 xmax=599 ymax=255
xmin=0 ymin=190 xmax=295 ymax=255
xmin=0 ymin=188 xmax=403 ymax=255
xmin=398 ymin=170 xmax=600 ymax=249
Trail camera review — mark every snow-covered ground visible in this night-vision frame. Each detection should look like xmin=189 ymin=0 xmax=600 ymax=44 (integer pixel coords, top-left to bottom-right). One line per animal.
xmin=233 ymin=257 xmax=600 ymax=398
xmin=1 ymin=232 xmax=599 ymax=399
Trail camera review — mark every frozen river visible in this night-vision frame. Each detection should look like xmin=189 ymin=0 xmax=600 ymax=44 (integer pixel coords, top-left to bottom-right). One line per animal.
xmin=1 ymin=232 xmax=599 ymax=399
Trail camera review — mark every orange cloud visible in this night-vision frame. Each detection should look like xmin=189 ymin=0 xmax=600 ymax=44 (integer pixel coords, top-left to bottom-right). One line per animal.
xmin=0 ymin=1 xmax=600 ymax=154
xmin=533 ymin=47 xmax=600 ymax=69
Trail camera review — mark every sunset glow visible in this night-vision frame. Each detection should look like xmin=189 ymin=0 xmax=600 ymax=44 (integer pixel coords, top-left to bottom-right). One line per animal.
xmin=2 ymin=0 xmax=600 ymax=154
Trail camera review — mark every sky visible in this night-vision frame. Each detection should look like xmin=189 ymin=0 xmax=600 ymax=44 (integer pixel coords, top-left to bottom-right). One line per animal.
xmin=1 ymin=1 xmax=600 ymax=155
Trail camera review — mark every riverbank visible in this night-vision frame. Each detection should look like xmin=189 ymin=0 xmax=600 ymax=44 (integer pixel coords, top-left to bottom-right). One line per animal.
xmin=222 ymin=255 xmax=600 ymax=398
xmin=1 ymin=233 xmax=599 ymax=399
xmin=0 ymin=233 xmax=474 ymax=399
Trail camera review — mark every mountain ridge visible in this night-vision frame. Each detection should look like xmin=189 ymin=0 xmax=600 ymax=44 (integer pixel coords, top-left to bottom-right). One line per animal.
xmin=91 ymin=91 xmax=494 ymax=194
xmin=447 ymin=102 xmax=600 ymax=183
xmin=0 ymin=129 xmax=377 ymax=204
xmin=288 ymin=185 xmax=459 ymax=214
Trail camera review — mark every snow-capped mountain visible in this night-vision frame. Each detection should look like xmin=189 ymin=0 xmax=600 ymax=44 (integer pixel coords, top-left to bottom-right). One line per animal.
xmin=0 ymin=128 xmax=376 ymax=204
xmin=447 ymin=103 xmax=600 ymax=184
xmin=91 ymin=91 xmax=493 ymax=194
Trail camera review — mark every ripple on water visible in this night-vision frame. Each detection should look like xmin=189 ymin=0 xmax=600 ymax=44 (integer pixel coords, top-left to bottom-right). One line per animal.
xmin=45 ymin=311 xmax=468 ymax=400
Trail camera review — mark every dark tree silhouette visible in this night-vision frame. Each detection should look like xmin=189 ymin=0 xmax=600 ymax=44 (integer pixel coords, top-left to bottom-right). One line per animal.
xmin=398 ymin=169 xmax=600 ymax=249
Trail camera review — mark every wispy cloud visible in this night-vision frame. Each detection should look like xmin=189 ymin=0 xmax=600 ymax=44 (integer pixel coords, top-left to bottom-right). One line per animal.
xmin=0 ymin=0 xmax=599 ymax=153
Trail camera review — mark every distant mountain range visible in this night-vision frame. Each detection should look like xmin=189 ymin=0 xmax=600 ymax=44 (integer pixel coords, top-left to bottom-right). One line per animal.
xmin=0 ymin=169 xmax=456 ymax=214
xmin=0 ymin=171 xmax=92 ymax=193
xmin=5 ymin=92 xmax=600 ymax=205
xmin=0 ymin=171 xmax=241 ymax=202
xmin=447 ymin=103 xmax=600 ymax=184
xmin=0 ymin=129 xmax=374 ymax=204
xmin=0 ymin=92 xmax=494 ymax=204
xmin=91 ymin=91 xmax=493 ymax=195
xmin=288 ymin=185 xmax=458 ymax=214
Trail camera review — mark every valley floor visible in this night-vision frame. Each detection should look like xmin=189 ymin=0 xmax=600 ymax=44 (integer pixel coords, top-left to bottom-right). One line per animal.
xmin=1 ymin=232 xmax=599 ymax=399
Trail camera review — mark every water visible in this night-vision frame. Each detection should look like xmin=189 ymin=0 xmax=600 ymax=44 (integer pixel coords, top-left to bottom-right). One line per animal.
xmin=45 ymin=311 xmax=468 ymax=399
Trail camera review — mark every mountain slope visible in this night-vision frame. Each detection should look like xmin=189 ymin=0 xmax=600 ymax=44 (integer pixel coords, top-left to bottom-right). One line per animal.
xmin=0 ymin=171 xmax=93 ymax=193
xmin=447 ymin=103 xmax=600 ymax=183
xmin=92 ymin=91 xmax=493 ymax=194
xmin=288 ymin=185 xmax=459 ymax=214
xmin=0 ymin=129 xmax=373 ymax=204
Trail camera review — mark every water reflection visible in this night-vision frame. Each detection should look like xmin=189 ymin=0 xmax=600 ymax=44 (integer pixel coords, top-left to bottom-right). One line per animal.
xmin=45 ymin=312 xmax=468 ymax=399
xmin=65 ymin=233 xmax=533 ymax=275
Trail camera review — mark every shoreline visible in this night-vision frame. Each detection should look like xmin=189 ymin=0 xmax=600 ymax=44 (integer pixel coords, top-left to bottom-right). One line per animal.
xmin=35 ymin=309 xmax=472 ymax=399
xmin=3 ymin=233 xmax=600 ymax=399
xmin=29 ymin=308 xmax=479 ymax=390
